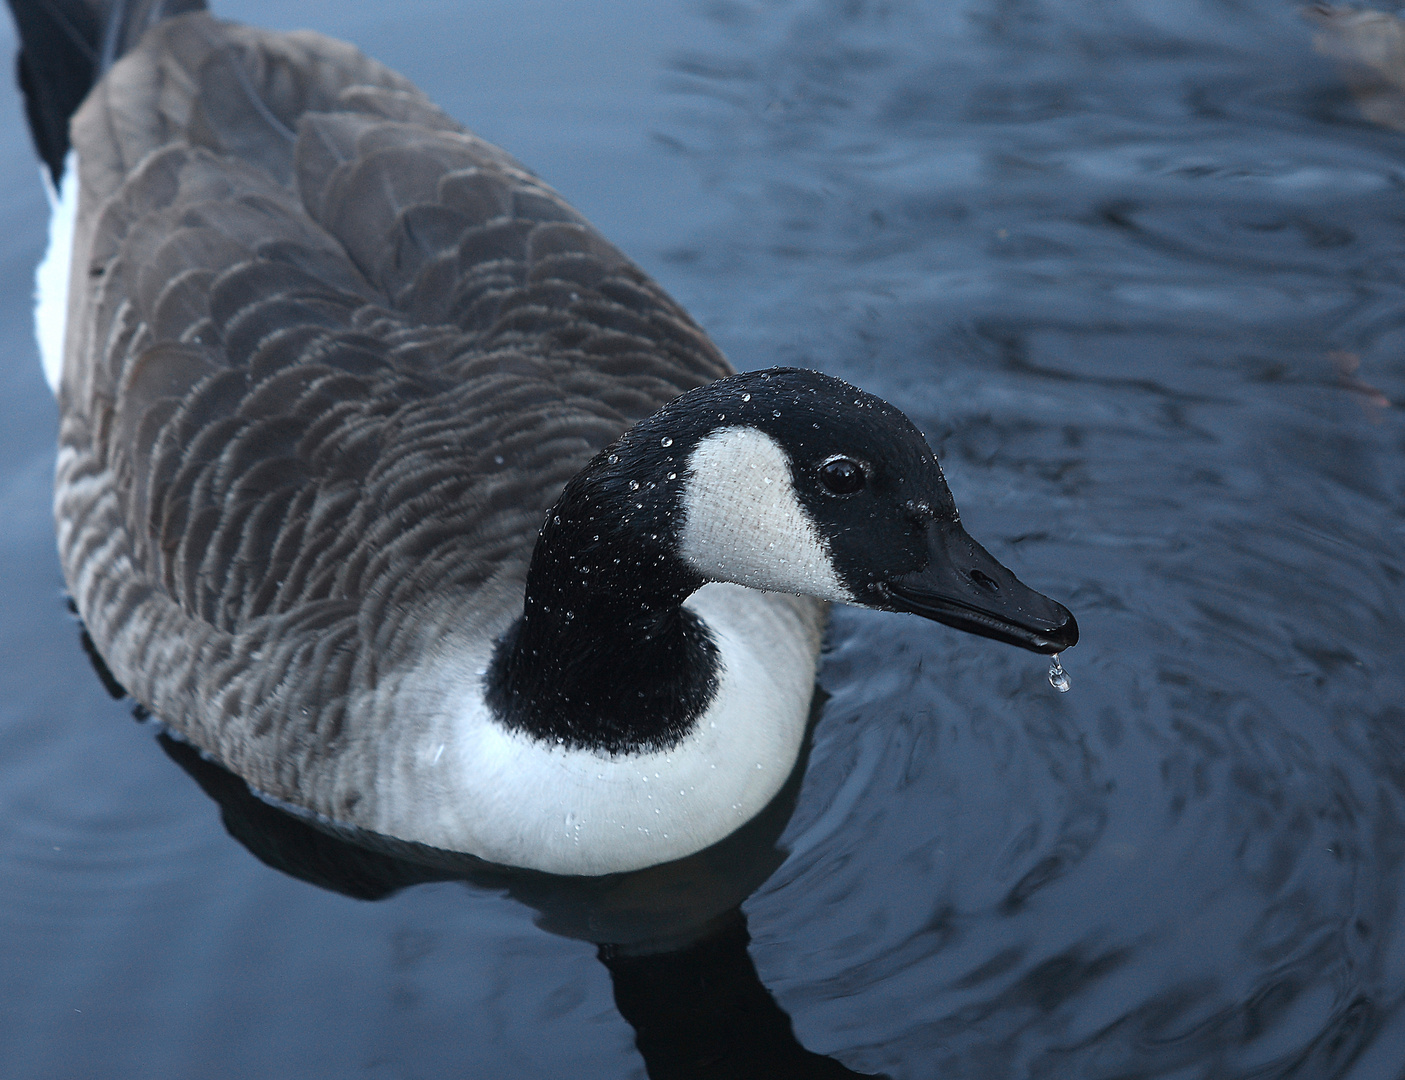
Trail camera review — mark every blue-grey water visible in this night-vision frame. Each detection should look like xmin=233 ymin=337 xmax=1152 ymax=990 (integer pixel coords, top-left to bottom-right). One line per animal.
xmin=2 ymin=1 xmax=1404 ymax=1077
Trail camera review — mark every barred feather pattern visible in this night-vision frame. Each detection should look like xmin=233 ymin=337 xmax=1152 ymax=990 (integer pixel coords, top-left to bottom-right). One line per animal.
xmin=55 ymin=13 xmax=732 ymax=825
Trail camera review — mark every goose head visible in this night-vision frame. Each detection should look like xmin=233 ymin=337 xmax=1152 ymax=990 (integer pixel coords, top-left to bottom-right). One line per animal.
xmin=489 ymin=368 xmax=1076 ymax=754
xmin=566 ymin=367 xmax=1077 ymax=652
xmin=662 ymin=369 xmax=1078 ymax=653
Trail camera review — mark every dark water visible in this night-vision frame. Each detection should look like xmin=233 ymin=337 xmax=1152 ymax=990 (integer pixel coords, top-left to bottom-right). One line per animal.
xmin=2 ymin=0 xmax=1404 ymax=1076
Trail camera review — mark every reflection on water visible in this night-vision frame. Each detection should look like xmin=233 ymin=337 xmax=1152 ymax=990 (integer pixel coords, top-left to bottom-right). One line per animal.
xmin=158 ymin=727 xmax=882 ymax=1077
xmin=1 ymin=0 xmax=1404 ymax=1077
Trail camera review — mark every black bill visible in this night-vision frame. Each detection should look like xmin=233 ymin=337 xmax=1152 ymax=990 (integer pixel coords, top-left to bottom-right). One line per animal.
xmin=875 ymin=519 xmax=1078 ymax=655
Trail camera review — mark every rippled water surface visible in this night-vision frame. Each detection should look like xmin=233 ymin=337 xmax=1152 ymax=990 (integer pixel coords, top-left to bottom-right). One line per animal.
xmin=2 ymin=1 xmax=1404 ymax=1077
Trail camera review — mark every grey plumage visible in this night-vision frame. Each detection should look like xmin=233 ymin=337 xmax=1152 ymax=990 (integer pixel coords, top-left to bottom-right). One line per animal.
xmin=57 ymin=13 xmax=730 ymax=825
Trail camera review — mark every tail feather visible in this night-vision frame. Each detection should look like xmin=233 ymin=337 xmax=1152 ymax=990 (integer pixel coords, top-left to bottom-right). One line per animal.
xmin=5 ymin=0 xmax=206 ymax=184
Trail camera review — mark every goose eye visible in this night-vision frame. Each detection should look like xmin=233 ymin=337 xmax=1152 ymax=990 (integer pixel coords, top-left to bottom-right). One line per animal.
xmin=819 ymin=457 xmax=865 ymax=495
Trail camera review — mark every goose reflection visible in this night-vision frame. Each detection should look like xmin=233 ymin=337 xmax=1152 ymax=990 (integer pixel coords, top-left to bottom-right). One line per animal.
xmin=149 ymin=691 xmax=881 ymax=1079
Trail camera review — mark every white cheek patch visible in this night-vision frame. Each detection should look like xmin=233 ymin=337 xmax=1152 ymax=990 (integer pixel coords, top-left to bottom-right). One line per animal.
xmin=36 ymin=150 xmax=78 ymax=396
xmin=678 ymin=426 xmax=853 ymax=602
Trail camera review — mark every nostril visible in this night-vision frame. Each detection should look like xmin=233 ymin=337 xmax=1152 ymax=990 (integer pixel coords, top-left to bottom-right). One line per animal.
xmin=969 ymin=569 xmax=999 ymax=592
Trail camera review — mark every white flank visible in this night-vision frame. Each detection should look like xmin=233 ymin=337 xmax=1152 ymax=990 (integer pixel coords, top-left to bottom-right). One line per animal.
xmin=36 ymin=150 xmax=78 ymax=395
xmin=678 ymin=426 xmax=854 ymax=602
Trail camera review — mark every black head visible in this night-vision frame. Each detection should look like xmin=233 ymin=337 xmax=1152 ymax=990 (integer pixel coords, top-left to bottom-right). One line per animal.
xmin=635 ymin=368 xmax=1078 ymax=654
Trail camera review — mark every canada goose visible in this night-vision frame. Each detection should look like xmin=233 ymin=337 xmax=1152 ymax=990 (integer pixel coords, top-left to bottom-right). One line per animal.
xmin=12 ymin=0 xmax=1076 ymax=876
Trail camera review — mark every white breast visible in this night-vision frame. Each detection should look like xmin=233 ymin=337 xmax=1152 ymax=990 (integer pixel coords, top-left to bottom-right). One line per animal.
xmin=371 ymin=583 xmax=826 ymax=875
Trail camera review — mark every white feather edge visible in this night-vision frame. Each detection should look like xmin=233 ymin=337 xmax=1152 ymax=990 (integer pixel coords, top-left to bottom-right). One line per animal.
xmin=36 ymin=150 xmax=78 ymax=395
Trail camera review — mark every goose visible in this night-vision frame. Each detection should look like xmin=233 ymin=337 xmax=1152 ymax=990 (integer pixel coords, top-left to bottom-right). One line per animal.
xmin=13 ymin=0 xmax=1077 ymax=876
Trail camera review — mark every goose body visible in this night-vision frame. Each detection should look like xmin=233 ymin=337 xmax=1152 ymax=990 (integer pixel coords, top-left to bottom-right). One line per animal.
xmin=19 ymin=3 xmax=1076 ymax=875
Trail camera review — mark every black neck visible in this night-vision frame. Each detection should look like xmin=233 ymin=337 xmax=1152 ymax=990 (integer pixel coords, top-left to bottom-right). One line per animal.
xmin=484 ymin=452 xmax=720 ymax=755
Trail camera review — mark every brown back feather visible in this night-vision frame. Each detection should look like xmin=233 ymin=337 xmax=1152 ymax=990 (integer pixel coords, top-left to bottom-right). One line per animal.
xmin=57 ymin=12 xmax=730 ymax=811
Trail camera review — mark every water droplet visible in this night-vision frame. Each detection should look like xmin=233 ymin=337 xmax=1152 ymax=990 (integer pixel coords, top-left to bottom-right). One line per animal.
xmin=608 ymin=454 xmax=618 ymax=465
xmin=772 ymin=410 xmax=782 ymax=418
xmin=667 ymin=472 xmax=677 ymax=480
xmin=629 ymin=480 xmax=640 ymax=491
xmin=661 ymin=436 xmax=673 ymax=447
xmin=552 ymin=515 xmax=561 ymax=525
xmin=494 ymin=455 xmax=504 ymax=465
xmin=742 ymin=393 xmax=751 ymax=402
xmin=1048 ymin=654 xmax=1071 ymax=693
